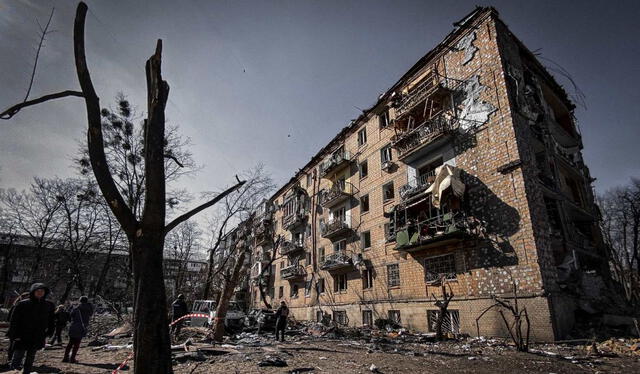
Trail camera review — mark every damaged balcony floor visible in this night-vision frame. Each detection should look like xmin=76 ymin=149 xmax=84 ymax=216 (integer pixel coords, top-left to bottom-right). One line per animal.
xmin=1 ymin=326 xmax=638 ymax=373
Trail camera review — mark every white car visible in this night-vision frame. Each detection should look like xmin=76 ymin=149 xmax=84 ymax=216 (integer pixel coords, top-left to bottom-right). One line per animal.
xmin=190 ymin=300 xmax=246 ymax=329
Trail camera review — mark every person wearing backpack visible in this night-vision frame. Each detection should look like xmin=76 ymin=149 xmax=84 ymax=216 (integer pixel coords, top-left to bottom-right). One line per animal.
xmin=63 ymin=296 xmax=93 ymax=363
xmin=274 ymin=301 xmax=289 ymax=342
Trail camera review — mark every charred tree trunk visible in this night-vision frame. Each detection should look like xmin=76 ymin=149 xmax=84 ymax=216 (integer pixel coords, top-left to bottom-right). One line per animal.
xmin=212 ymin=247 xmax=247 ymax=341
xmin=131 ymin=235 xmax=172 ymax=373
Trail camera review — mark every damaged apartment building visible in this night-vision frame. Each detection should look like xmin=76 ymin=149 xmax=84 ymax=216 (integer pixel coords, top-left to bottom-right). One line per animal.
xmin=247 ymin=7 xmax=609 ymax=341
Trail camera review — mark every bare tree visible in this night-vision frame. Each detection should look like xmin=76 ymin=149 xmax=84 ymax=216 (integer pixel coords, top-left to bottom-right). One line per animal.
xmin=599 ymin=178 xmax=640 ymax=306
xmin=48 ymin=178 xmax=103 ymax=303
xmin=202 ymin=165 xmax=274 ymax=299
xmin=0 ymin=3 xmax=245 ymax=372
xmin=430 ymin=277 xmax=454 ymax=341
xmin=0 ymin=179 xmax=64 ymax=285
xmin=165 ymin=220 xmax=201 ymax=300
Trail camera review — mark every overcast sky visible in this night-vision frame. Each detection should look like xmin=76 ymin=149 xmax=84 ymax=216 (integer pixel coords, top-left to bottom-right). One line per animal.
xmin=1 ymin=0 xmax=639 ymax=203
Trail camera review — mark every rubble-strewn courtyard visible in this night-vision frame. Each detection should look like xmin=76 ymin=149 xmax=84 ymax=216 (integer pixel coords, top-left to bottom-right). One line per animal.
xmin=2 ymin=316 xmax=639 ymax=373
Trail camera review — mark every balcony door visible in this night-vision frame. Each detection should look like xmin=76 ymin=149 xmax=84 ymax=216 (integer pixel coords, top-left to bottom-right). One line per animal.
xmin=331 ymin=206 xmax=346 ymax=224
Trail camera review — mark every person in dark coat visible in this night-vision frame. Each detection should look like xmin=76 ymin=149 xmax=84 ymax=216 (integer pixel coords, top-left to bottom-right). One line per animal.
xmin=49 ymin=304 xmax=70 ymax=345
xmin=8 ymin=283 xmax=55 ymax=373
xmin=170 ymin=294 xmax=189 ymax=338
xmin=63 ymin=296 xmax=93 ymax=363
xmin=6 ymin=292 xmax=30 ymax=363
xmin=274 ymin=301 xmax=289 ymax=342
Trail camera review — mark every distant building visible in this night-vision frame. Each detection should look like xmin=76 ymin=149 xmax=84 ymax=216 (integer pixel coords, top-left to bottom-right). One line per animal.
xmin=0 ymin=233 xmax=206 ymax=305
xmin=247 ymin=7 xmax=608 ymax=341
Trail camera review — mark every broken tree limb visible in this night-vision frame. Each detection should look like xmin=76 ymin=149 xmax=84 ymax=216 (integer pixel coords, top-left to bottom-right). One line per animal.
xmin=73 ymin=2 xmax=137 ymax=237
xmin=164 ymin=153 xmax=184 ymax=167
xmin=0 ymin=90 xmax=84 ymax=119
xmin=164 ymin=178 xmax=246 ymax=234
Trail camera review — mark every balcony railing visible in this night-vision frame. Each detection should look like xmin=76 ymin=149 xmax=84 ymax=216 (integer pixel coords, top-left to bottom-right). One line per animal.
xmin=320 ymin=151 xmax=352 ymax=178
xmin=320 ymin=182 xmax=357 ymax=208
xmin=399 ymin=171 xmax=436 ymax=200
xmin=283 ymin=211 xmax=306 ymax=230
xmin=281 ymin=265 xmax=305 ymax=280
xmin=319 ymin=251 xmax=353 ymax=271
xmin=392 ymin=113 xmax=458 ymax=160
xmin=320 ymin=219 xmax=351 ymax=240
xmin=394 ymin=75 xmax=458 ymax=118
xmin=279 ymin=240 xmax=304 ymax=256
xmin=393 ymin=211 xmax=470 ymax=252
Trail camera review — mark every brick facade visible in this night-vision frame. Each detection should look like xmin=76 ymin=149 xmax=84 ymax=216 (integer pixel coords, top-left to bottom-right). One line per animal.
xmin=248 ymin=8 xmax=605 ymax=342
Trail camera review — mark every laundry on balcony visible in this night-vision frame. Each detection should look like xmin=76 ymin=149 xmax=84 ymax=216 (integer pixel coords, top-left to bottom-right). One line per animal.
xmin=426 ymin=164 xmax=465 ymax=209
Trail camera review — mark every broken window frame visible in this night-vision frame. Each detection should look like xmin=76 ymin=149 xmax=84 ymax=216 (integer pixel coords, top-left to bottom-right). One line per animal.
xmin=361 ymin=231 xmax=371 ymax=250
xmin=333 ymin=310 xmax=348 ymax=325
xmin=358 ymin=127 xmax=367 ymax=147
xmin=334 ymin=273 xmax=348 ymax=292
xmin=318 ymin=247 xmax=325 ymax=264
xmin=382 ymin=181 xmax=395 ymax=202
xmin=362 ymin=310 xmax=373 ymax=327
xmin=380 ymin=145 xmax=393 ymax=164
xmin=359 ymin=160 xmax=369 ymax=179
xmin=388 ymin=310 xmax=401 ymax=324
xmin=362 ymin=267 xmax=374 ymax=290
xmin=278 ymin=286 xmax=284 ymax=299
xmin=360 ymin=194 xmax=370 ymax=214
xmin=379 ymin=109 xmax=390 ymax=129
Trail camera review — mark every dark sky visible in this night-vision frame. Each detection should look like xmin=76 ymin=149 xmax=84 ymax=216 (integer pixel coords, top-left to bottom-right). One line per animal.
xmin=1 ymin=0 xmax=639 ymax=199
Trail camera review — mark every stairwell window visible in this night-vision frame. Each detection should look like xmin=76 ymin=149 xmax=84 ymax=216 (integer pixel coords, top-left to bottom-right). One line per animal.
xmin=361 ymin=231 xmax=371 ymax=250
xmin=362 ymin=268 xmax=374 ymax=290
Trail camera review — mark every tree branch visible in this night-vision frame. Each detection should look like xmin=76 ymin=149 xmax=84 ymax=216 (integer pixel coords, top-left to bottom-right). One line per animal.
xmin=164 ymin=153 xmax=183 ymax=168
xmin=164 ymin=178 xmax=246 ymax=235
xmin=0 ymin=90 xmax=84 ymax=119
xmin=25 ymin=8 xmax=55 ymax=103
xmin=74 ymin=2 xmax=137 ymax=236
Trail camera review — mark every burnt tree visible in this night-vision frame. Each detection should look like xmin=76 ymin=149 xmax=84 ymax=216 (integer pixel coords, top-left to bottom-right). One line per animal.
xmin=0 ymin=3 xmax=245 ymax=373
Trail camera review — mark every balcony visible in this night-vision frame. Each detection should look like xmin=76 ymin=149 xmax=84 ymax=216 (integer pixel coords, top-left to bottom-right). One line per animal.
xmin=399 ymin=171 xmax=436 ymax=201
xmin=283 ymin=211 xmax=306 ymax=231
xmin=320 ymin=151 xmax=352 ymax=178
xmin=320 ymin=182 xmax=357 ymax=208
xmin=319 ymin=251 xmax=353 ymax=271
xmin=320 ymin=219 xmax=352 ymax=240
xmin=392 ymin=113 xmax=458 ymax=161
xmin=393 ymin=211 xmax=470 ymax=252
xmin=280 ymin=240 xmax=304 ymax=256
xmin=255 ymin=248 xmax=272 ymax=263
xmin=281 ymin=265 xmax=305 ymax=280
xmin=394 ymin=74 xmax=457 ymax=119
xmin=254 ymin=222 xmax=272 ymax=246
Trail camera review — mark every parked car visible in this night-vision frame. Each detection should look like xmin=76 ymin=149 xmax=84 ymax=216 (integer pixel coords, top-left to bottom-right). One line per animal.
xmin=190 ymin=300 xmax=246 ymax=330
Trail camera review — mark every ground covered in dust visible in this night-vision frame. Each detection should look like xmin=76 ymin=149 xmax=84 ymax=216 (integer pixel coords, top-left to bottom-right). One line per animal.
xmin=1 ymin=323 xmax=639 ymax=374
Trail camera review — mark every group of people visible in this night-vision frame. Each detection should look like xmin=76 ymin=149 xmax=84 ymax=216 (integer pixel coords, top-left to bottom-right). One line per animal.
xmin=6 ymin=283 xmax=93 ymax=373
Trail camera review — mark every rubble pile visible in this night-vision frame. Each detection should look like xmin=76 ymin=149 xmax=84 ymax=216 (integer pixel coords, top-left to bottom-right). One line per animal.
xmin=90 ymin=313 xmax=128 ymax=337
xmin=589 ymin=338 xmax=640 ymax=357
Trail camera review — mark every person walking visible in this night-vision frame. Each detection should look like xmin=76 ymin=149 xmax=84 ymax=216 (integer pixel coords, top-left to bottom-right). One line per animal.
xmin=63 ymin=296 xmax=93 ymax=363
xmin=170 ymin=294 xmax=188 ymax=340
xmin=6 ymin=292 xmax=30 ymax=363
xmin=7 ymin=283 xmax=55 ymax=373
xmin=274 ymin=301 xmax=289 ymax=342
xmin=49 ymin=305 xmax=70 ymax=345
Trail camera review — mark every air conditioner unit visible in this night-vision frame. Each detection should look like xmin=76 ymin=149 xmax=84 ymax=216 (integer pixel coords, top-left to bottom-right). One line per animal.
xmin=382 ymin=161 xmax=394 ymax=171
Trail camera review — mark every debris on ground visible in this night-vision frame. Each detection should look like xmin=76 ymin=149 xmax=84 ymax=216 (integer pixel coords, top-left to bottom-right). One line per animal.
xmin=257 ymin=355 xmax=288 ymax=367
